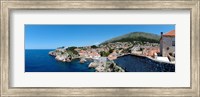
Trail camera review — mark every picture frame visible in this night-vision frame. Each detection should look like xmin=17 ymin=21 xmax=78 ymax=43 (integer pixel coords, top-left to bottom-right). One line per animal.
xmin=1 ymin=0 xmax=199 ymax=96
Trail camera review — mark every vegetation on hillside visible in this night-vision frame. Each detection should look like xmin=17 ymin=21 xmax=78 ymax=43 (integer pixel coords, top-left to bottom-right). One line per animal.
xmin=101 ymin=32 xmax=160 ymax=45
xmin=100 ymin=51 xmax=111 ymax=57
xmin=66 ymin=46 xmax=79 ymax=55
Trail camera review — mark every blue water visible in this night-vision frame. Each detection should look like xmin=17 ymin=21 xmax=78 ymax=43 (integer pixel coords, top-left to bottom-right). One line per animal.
xmin=25 ymin=50 xmax=175 ymax=72
xmin=25 ymin=49 xmax=95 ymax=72
xmin=114 ymin=54 xmax=175 ymax=72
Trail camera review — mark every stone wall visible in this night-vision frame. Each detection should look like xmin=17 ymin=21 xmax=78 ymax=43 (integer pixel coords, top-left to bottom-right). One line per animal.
xmin=160 ymin=36 xmax=175 ymax=57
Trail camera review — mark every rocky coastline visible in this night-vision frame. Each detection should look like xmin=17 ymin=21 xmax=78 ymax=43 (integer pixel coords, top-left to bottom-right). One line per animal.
xmin=49 ymin=50 xmax=77 ymax=62
xmin=88 ymin=59 xmax=125 ymax=72
xmin=49 ymin=47 xmax=125 ymax=72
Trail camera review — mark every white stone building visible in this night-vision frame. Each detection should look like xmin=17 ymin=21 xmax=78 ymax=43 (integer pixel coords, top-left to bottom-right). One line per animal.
xmin=160 ymin=30 xmax=175 ymax=57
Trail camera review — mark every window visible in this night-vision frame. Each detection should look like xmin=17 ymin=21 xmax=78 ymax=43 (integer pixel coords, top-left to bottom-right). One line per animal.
xmin=167 ymin=47 xmax=169 ymax=50
xmin=172 ymin=41 xmax=175 ymax=46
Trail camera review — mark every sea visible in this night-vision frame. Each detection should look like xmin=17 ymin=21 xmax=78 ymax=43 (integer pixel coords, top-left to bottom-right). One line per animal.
xmin=25 ymin=49 xmax=95 ymax=72
xmin=25 ymin=49 xmax=175 ymax=72
xmin=114 ymin=54 xmax=175 ymax=72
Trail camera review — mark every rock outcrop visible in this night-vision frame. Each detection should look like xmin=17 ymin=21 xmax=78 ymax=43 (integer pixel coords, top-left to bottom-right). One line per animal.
xmin=88 ymin=62 xmax=98 ymax=68
xmin=49 ymin=48 xmax=78 ymax=62
xmin=88 ymin=59 xmax=125 ymax=72
xmin=49 ymin=51 xmax=57 ymax=56
xmin=80 ymin=58 xmax=87 ymax=63
xmin=55 ymin=54 xmax=72 ymax=62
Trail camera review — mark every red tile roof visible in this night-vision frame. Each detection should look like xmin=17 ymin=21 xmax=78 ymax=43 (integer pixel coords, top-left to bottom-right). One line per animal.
xmin=163 ymin=30 xmax=175 ymax=37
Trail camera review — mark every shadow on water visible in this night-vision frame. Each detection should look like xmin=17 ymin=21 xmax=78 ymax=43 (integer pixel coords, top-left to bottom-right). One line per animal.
xmin=114 ymin=54 xmax=175 ymax=72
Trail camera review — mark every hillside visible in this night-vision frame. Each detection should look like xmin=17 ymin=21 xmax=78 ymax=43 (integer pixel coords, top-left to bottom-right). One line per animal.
xmin=101 ymin=32 xmax=160 ymax=45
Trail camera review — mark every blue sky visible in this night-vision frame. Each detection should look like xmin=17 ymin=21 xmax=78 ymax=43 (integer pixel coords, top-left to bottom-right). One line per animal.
xmin=25 ymin=24 xmax=175 ymax=49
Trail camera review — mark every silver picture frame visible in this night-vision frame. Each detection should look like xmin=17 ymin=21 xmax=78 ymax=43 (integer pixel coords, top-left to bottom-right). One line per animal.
xmin=1 ymin=0 xmax=199 ymax=96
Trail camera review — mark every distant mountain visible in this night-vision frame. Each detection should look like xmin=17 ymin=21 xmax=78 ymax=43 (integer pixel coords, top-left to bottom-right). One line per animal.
xmin=101 ymin=32 xmax=160 ymax=45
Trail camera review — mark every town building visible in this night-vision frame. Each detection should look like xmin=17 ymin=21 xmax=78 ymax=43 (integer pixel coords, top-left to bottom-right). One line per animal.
xmin=160 ymin=30 xmax=175 ymax=57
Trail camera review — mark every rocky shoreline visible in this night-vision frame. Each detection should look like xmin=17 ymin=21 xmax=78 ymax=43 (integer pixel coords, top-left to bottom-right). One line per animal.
xmin=49 ymin=48 xmax=125 ymax=72
xmin=88 ymin=59 xmax=125 ymax=72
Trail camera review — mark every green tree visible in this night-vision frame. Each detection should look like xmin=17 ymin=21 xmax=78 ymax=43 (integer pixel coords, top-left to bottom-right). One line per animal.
xmin=109 ymin=49 xmax=114 ymax=53
xmin=66 ymin=46 xmax=79 ymax=55
xmin=91 ymin=45 xmax=98 ymax=48
xmin=100 ymin=51 xmax=110 ymax=57
xmin=67 ymin=46 xmax=77 ymax=51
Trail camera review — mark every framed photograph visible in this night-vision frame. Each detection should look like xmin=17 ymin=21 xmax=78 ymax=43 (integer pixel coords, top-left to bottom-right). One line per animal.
xmin=1 ymin=0 xmax=199 ymax=96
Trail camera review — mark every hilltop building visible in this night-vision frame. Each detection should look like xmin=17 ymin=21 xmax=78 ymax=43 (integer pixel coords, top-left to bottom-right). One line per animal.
xmin=160 ymin=30 xmax=175 ymax=57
